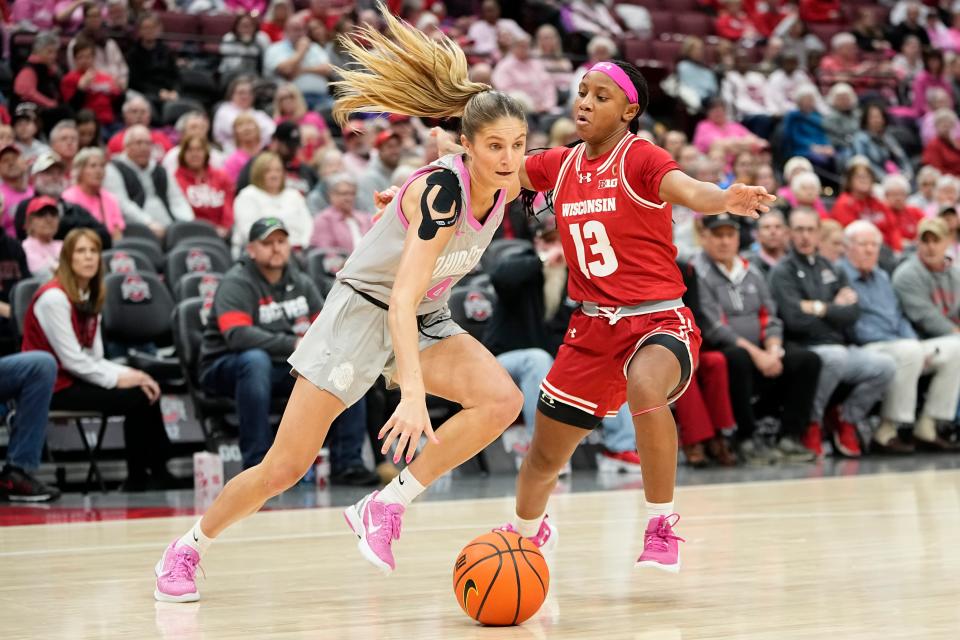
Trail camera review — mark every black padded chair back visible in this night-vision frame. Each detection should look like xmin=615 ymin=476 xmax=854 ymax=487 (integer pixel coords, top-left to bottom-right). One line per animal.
xmin=165 ymin=245 xmax=232 ymax=288
xmin=102 ymin=248 xmax=156 ymax=274
xmin=122 ymin=222 xmax=162 ymax=243
xmin=9 ymin=277 xmax=45 ymax=341
xmin=172 ymin=297 xmax=208 ymax=386
xmin=307 ymin=247 xmax=350 ymax=278
xmin=102 ymin=272 xmax=176 ymax=344
xmin=164 ymin=220 xmax=222 ymax=252
xmin=175 ymin=272 xmax=223 ymax=302
xmin=113 ymin=237 xmax=165 ymax=272
xmin=447 ymin=286 xmax=497 ymax=342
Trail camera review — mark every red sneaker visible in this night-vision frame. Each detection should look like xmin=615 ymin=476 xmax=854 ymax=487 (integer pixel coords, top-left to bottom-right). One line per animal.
xmin=596 ymin=449 xmax=642 ymax=474
xmin=801 ymin=423 xmax=823 ymax=457
xmin=833 ymin=420 xmax=862 ymax=458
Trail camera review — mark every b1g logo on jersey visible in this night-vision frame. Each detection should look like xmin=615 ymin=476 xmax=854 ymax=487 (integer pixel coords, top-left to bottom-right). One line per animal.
xmin=599 ymin=178 xmax=618 ymax=189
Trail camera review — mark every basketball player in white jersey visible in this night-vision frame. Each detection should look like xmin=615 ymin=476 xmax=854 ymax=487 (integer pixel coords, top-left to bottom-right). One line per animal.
xmin=154 ymin=10 xmax=529 ymax=601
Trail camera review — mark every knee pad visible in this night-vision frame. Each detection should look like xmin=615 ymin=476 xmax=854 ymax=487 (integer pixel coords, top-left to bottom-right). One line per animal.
xmin=537 ymin=388 xmax=601 ymax=430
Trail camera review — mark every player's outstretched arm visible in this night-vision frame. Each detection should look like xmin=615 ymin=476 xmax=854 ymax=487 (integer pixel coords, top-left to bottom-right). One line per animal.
xmin=381 ymin=174 xmax=459 ymax=463
xmin=658 ymin=169 xmax=776 ymax=219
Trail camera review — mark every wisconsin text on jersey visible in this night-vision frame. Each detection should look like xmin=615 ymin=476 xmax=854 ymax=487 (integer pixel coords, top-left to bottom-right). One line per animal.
xmin=560 ymin=197 xmax=618 ymax=217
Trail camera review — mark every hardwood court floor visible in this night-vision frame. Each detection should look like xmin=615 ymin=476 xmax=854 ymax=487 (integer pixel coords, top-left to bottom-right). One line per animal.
xmin=1 ymin=470 xmax=958 ymax=640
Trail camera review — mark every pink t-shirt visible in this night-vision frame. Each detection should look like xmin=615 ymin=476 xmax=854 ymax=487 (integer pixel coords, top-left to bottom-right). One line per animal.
xmin=692 ymin=119 xmax=753 ymax=154
xmin=1 ymin=183 xmax=35 ymax=237
xmin=223 ymin=150 xmax=253 ymax=184
xmin=61 ymin=186 xmax=125 ymax=236
xmin=22 ymin=237 xmax=63 ymax=278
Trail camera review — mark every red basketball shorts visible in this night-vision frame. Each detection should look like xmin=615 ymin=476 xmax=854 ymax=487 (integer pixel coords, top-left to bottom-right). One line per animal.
xmin=538 ymin=306 xmax=701 ymax=428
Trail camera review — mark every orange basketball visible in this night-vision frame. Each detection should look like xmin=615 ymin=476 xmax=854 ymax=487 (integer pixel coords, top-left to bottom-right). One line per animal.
xmin=452 ymin=530 xmax=550 ymax=626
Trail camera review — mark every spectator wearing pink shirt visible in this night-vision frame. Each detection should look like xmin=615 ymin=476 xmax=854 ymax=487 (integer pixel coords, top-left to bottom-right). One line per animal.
xmin=224 ymin=0 xmax=266 ymax=14
xmin=466 ymin=0 xmax=527 ymax=56
xmin=10 ymin=0 xmax=57 ymax=30
xmin=223 ymin=114 xmax=265 ymax=184
xmin=0 ymin=146 xmax=35 ymax=239
xmin=61 ymin=148 xmax=125 ymax=241
xmin=309 ymin=173 xmax=372 ymax=254
xmin=692 ymin=98 xmax=766 ymax=165
xmin=913 ymin=49 xmax=954 ymax=116
xmin=492 ymin=34 xmax=558 ymax=115
xmin=21 ymin=197 xmax=64 ymax=280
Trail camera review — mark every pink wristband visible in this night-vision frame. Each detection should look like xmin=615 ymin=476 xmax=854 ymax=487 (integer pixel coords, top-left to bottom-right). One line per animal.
xmin=588 ymin=61 xmax=638 ymax=104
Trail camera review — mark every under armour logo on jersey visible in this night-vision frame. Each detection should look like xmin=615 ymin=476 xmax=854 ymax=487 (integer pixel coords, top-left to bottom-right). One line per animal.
xmin=578 ymin=172 xmax=592 ymax=183
xmin=569 ymin=328 xmax=577 ymax=338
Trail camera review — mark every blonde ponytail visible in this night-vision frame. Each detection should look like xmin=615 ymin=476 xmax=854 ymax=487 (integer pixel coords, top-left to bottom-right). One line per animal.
xmin=332 ymin=5 xmax=525 ymax=139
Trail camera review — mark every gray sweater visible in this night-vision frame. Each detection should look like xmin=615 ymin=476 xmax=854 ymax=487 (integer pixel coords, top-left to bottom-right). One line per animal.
xmin=891 ymin=255 xmax=960 ymax=338
xmin=693 ymin=252 xmax=783 ymax=348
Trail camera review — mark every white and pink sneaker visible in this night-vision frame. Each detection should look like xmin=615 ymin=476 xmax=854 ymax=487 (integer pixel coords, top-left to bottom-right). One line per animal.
xmin=495 ymin=515 xmax=559 ymax=555
xmin=635 ymin=514 xmax=684 ymax=573
xmin=154 ymin=541 xmax=202 ymax=602
xmin=344 ymin=491 xmax=405 ymax=574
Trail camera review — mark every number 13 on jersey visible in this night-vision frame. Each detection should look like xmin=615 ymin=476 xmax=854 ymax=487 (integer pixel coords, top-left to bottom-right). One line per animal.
xmin=569 ymin=221 xmax=619 ymax=278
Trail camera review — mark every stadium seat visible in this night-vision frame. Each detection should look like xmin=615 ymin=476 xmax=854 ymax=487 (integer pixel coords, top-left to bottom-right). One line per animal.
xmin=622 ymin=37 xmax=653 ymax=64
xmin=201 ymin=14 xmax=237 ymax=39
xmin=9 ymin=277 xmax=45 ymax=346
xmin=158 ymin=11 xmax=199 ymax=37
xmin=651 ymin=39 xmax=683 ymax=66
xmin=675 ymin=12 xmax=713 ymax=38
xmin=172 ymin=297 xmax=232 ymax=443
xmin=102 ymin=272 xmax=177 ymax=345
xmin=307 ymin=247 xmax=351 ymax=277
xmin=448 ymin=286 xmax=497 ymax=343
xmin=164 ymin=219 xmax=223 ymax=252
xmin=102 ymin=248 xmax=157 ymax=274
xmin=113 ymin=238 xmax=166 ymax=272
xmin=175 ymin=272 xmax=223 ymax=303
xmin=648 ymin=10 xmax=675 ymax=36
xmin=122 ymin=222 xmax=162 ymax=244
xmin=165 ymin=245 xmax=233 ymax=289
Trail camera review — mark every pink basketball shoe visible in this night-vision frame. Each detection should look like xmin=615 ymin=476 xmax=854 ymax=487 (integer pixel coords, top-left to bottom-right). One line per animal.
xmin=495 ymin=515 xmax=558 ymax=555
xmin=635 ymin=514 xmax=684 ymax=573
xmin=344 ymin=491 xmax=405 ymax=574
xmin=154 ymin=541 xmax=201 ymax=602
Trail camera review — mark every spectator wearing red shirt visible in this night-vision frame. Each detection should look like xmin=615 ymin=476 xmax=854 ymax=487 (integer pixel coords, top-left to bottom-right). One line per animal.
xmin=13 ymin=32 xmax=62 ymax=111
xmin=831 ymin=162 xmax=903 ymax=252
xmin=882 ymin=174 xmax=926 ymax=245
xmin=922 ymin=109 xmax=960 ymax=177
xmin=261 ymin=0 xmax=292 ymax=42
xmin=799 ymin=0 xmax=840 ymax=23
xmin=60 ymin=39 xmax=123 ymax=128
xmin=172 ymin=136 xmax=235 ymax=239
xmin=106 ymin=95 xmax=173 ymax=160
xmin=715 ymin=0 xmax=762 ymax=43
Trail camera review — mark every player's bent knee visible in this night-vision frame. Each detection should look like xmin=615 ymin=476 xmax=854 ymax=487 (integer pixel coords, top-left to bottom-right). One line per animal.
xmin=260 ymin=459 xmax=311 ymax=495
xmin=486 ymin=383 xmax=524 ymax=429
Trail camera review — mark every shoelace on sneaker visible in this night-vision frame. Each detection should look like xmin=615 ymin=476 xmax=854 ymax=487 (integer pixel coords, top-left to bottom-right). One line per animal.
xmin=645 ymin=514 xmax=685 ymax=552
xmin=168 ymin=550 xmax=203 ymax=582
xmin=494 ymin=523 xmax=518 ymax=534
xmin=384 ymin=503 xmax=404 ymax=541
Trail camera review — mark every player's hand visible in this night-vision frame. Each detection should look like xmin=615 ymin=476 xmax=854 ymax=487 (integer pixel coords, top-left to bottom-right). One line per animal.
xmin=723 ymin=184 xmax=776 ymax=219
xmin=379 ymin=397 xmax=440 ymax=464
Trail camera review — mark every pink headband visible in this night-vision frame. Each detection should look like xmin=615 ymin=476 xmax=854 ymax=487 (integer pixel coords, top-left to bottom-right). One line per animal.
xmin=588 ymin=62 xmax=638 ymax=104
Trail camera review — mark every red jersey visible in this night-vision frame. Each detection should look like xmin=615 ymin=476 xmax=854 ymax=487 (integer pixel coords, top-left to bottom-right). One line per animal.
xmin=525 ymin=133 xmax=684 ymax=306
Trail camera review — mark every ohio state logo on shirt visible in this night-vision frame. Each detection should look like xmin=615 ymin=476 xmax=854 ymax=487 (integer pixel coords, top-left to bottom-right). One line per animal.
xmin=185 ymin=249 xmax=213 ymax=273
xmin=121 ymin=275 xmax=152 ymax=302
xmin=186 ymin=184 xmax=226 ymax=208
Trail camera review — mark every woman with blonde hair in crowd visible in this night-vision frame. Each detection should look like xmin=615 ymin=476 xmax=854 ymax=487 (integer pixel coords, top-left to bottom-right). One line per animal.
xmin=61 ymin=147 xmax=125 ymax=241
xmin=20 ymin=228 xmax=174 ymax=491
xmin=222 ymin=114 xmax=264 ymax=184
xmin=272 ymin=82 xmax=332 ymax=167
xmin=231 ymin=151 xmax=312 ymax=257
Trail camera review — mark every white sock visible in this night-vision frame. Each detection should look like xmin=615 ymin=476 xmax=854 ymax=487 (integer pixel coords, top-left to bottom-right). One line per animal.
xmin=875 ymin=419 xmax=899 ymax=445
xmin=646 ymin=501 xmax=674 ymax=521
xmin=514 ymin=513 xmax=545 ymax=538
xmin=914 ymin=415 xmax=937 ymax=442
xmin=377 ymin=468 xmax=425 ymax=508
xmin=177 ymin=518 xmax=214 ymax=556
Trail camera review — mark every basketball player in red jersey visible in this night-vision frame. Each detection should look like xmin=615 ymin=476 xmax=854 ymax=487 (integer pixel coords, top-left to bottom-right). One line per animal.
xmin=495 ymin=60 xmax=776 ymax=572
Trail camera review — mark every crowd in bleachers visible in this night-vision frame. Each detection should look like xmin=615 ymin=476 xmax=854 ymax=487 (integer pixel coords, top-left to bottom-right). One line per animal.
xmin=1 ymin=0 xmax=960 ymax=502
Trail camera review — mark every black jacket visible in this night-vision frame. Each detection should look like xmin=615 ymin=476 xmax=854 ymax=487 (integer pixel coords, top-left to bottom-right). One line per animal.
xmin=13 ymin=196 xmax=112 ymax=249
xmin=482 ymin=245 xmax=576 ymax=357
xmin=126 ymin=41 xmax=180 ymax=97
xmin=768 ymin=249 xmax=859 ymax=346
xmin=0 ymin=226 xmax=30 ymax=353
xmin=199 ymin=257 xmax=324 ymax=373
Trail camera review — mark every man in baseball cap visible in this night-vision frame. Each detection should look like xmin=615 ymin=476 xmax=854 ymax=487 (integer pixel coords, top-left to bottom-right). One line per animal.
xmin=235 ymin=122 xmax=318 ymax=196
xmin=11 ymin=103 xmax=49 ymax=165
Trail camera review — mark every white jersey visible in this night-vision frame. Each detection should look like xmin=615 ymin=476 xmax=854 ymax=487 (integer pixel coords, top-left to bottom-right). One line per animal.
xmin=338 ymin=153 xmax=506 ymax=315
